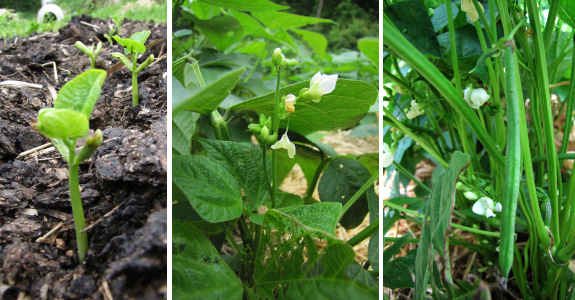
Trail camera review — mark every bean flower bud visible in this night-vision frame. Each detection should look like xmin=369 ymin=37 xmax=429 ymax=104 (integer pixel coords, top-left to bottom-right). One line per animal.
xmin=285 ymin=94 xmax=296 ymax=113
xmin=272 ymin=48 xmax=283 ymax=67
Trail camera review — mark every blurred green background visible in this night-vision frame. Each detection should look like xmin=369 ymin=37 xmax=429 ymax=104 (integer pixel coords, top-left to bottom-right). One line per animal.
xmin=0 ymin=0 xmax=167 ymax=39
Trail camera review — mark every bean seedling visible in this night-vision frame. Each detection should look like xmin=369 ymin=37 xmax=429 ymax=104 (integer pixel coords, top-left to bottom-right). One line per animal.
xmin=111 ymin=30 xmax=155 ymax=107
xmin=32 ymin=69 xmax=107 ymax=262
xmin=75 ymin=41 xmax=102 ymax=69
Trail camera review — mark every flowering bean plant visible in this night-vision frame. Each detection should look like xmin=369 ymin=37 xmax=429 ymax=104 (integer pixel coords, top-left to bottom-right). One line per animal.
xmin=171 ymin=0 xmax=378 ymax=298
xmin=382 ymin=0 xmax=575 ymax=298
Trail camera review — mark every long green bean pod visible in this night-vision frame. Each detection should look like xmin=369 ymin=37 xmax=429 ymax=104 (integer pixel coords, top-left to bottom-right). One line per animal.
xmin=499 ymin=41 xmax=521 ymax=288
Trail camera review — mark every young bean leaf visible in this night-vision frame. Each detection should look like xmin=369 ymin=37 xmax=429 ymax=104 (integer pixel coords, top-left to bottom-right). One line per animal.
xmin=113 ymin=35 xmax=146 ymax=54
xmin=54 ymin=69 xmax=107 ymax=118
xmin=36 ymin=108 xmax=89 ymax=139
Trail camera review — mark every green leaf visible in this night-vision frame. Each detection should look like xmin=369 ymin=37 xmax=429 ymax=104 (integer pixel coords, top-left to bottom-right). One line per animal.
xmin=263 ymin=189 xmax=303 ymax=208
xmin=384 ymin=1 xmax=442 ymax=57
xmin=129 ymin=30 xmax=151 ymax=45
xmin=318 ymin=158 xmax=372 ymax=230
xmin=368 ymin=234 xmax=379 ymax=271
xmin=428 ymin=152 xmax=469 ymax=257
xmin=559 ymin=0 xmax=575 ymax=29
xmin=198 ymin=52 xmax=254 ymax=68
xmin=346 ymin=263 xmax=378 ymax=287
xmin=415 ymin=152 xmax=469 ymax=299
xmin=196 ymin=138 xmax=270 ymax=211
xmin=54 ymin=69 xmax=107 ymax=118
xmin=231 ymin=10 xmax=266 ymax=35
xmin=250 ymin=202 xmax=341 ymax=234
xmin=113 ymin=36 xmax=146 ymax=54
xmin=197 ymin=0 xmax=288 ymax=12
xmin=357 ymin=37 xmax=379 ymax=70
xmin=381 ymin=249 xmax=417 ymax=289
xmin=230 ymin=79 xmax=377 ymax=136
xmin=172 ymin=156 xmax=243 ymax=223
xmin=183 ymin=14 xmax=244 ymax=52
xmin=430 ymin=2 xmax=459 ymax=32
xmin=294 ymin=146 xmax=323 ymax=192
xmin=172 ymin=68 xmax=245 ymax=116
xmin=172 ymin=221 xmax=243 ymax=300
xmin=252 ymin=11 xmax=336 ymax=30
xmin=36 ymin=108 xmax=89 ymax=139
xmin=186 ymin=3 xmax=218 ymax=20
xmin=357 ymin=153 xmax=379 ymax=176
xmin=172 ymin=111 xmax=200 ymax=155
xmin=285 ymin=278 xmax=377 ymax=299
xmin=291 ymin=29 xmax=328 ymax=58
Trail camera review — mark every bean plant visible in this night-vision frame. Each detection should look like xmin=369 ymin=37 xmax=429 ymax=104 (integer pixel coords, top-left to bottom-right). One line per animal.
xmin=32 ymin=69 xmax=107 ymax=262
xmin=382 ymin=0 xmax=575 ymax=298
xmin=171 ymin=1 xmax=379 ymax=298
xmin=75 ymin=41 xmax=102 ymax=69
xmin=112 ymin=30 xmax=155 ymax=107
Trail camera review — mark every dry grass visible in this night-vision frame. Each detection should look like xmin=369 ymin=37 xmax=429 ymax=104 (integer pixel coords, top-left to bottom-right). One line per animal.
xmin=279 ymin=129 xmax=379 ymax=263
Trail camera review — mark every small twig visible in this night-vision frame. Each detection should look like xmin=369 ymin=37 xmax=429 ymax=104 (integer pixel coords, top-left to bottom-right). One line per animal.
xmin=17 ymin=143 xmax=52 ymax=158
xmin=102 ymin=280 xmax=113 ymax=300
xmin=149 ymin=54 xmax=166 ymax=67
xmin=549 ymin=81 xmax=570 ymax=89
xmin=81 ymin=203 xmax=122 ymax=233
xmin=42 ymin=62 xmax=58 ymax=82
xmin=79 ymin=21 xmax=100 ymax=30
xmin=36 ymin=222 xmax=64 ymax=243
xmin=0 ymin=80 xmax=43 ymax=89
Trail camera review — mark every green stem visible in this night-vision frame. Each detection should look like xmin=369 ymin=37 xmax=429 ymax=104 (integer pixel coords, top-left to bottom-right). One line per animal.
xmin=69 ymin=163 xmax=88 ymax=262
xmin=261 ymin=144 xmax=273 ymax=200
xmin=382 ymin=105 xmax=448 ymax=167
xmin=532 ymin=153 xmax=575 ymax=164
xmin=382 ymin=200 xmax=501 ymax=237
xmin=90 ymin=57 xmax=95 ymax=69
xmin=132 ymin=71 xmax=138 ymax=107
xmin=339 ymin=171 xmax=378 ymax=220
xmin=305 ymin=158 xmax=329 ymax=198
xmin=560 ymin=35 xmax=575 ymax=156
xmin=381 ymin=68 xmax=425 ymax=101
xmin=542 ymin=0 xmax=560 ymax=56
xmin=346 ymin=218 xmax=378 ymax=247
xmin=392 ymin=161 xmax=431 ymax=193
xmin=526 ymin=0 xmax=560 ymax=245
xmin=445 ymin=0 xmax=460 ymax=91
xmin=271 ymin=66 xmax=282 ymax=209
xmin=384 ymin=237 xmax=420 ymax=243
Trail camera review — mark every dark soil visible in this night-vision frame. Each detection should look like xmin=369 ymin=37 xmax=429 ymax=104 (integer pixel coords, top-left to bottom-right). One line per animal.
xmin=0 ymin=16 xmax=167 ymax=299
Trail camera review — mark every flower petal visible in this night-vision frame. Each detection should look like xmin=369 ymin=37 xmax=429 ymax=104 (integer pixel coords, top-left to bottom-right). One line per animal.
xmin=472 ymin=199 xmax=487 ymax=215
xmin=495 ymin=202 xmax=502 ymax=212
xmin=485 ymin=208 xmax=496 ymax=218
xmin=310 ymin=72 xmax=322 ymax=87
xmin=320 ymin=74 xmax=338 ymax=94
xmin=383 ymin=142 xmax=391 ymax=153
xmin=382 ymin=152 xmax=394 ymax=168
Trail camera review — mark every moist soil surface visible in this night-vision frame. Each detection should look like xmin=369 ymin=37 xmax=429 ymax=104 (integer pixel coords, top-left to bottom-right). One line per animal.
xmin=0 ymin=16 xmax=167 ymax=299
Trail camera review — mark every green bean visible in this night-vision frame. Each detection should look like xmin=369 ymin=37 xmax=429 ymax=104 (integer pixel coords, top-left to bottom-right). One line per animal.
xmin=499 ymin=41 xmax=522 ymax=288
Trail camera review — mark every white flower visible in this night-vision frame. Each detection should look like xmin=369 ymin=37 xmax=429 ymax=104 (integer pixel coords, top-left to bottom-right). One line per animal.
xmin=285 ymin=94 xmax=296 ymax=113
xmin=302 ymin=72 xmax=338 ymax=103
xmin=464 ymin=86 xmax=490 ymax=109
xmin=406 ymin=100 xmax=425 ymax=119
xmin=472 ymin=197 xmax=501 ymax=218
xmin=461 ymin=0 xmax=484 ymax=23
xmin=271 ymin=133 xmax=296 ymax=158
xmin=382 ymin=142 xmax=396 ymax=168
